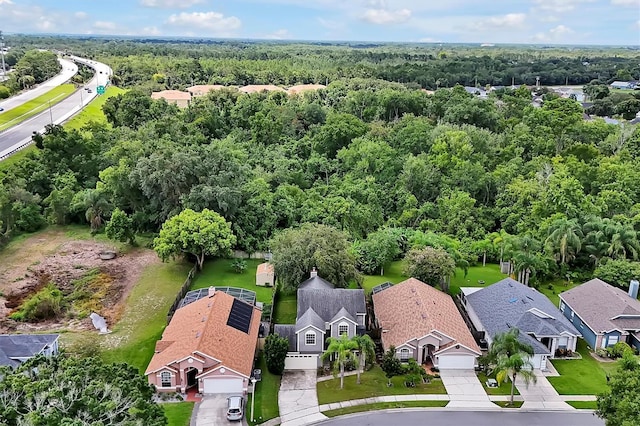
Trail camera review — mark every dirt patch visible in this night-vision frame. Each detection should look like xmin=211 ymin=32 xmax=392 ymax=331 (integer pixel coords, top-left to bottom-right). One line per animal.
xmin=0 ymin=230 xmax=159 ymax=333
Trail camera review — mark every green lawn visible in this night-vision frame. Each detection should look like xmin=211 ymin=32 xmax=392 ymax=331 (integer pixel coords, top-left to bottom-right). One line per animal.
xmin=247 ymin=353 xmax=280 ymax=425
xmin=322 ymin=400 xmax=448 ymax=417
xmin=100 ymin=259 xmax=193 ymax=372
xmin=0 ymin=84 xmax=76 ymax=131
xmin=567 ymin=401 xmax=598 ymax=409
xmin=538 ymin=279 xmax=580 ymax=307
xmin=362 ymin=261 xmax=506 ymax=296
xmin=317 ymin=366 xmax=446 ymax=405
xmin=162 ymin=402 xmax=194 ymax=426
xmin=478 ymin=372 xmax=519 ymax=396
xmin=64 ymin=86 xmax=125 ymax=131
xmin=190 ymin=258 xmax=275 ymax=304
xmin=273 ymin=293 xmax=297 ymax=324
xmin=548 ymin=340 xmax=609 ymax=395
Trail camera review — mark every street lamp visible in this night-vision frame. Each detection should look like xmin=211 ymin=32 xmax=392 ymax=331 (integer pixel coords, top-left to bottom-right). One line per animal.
xmin=0 ymin=30 xmax=6 ymax=79
xmin=250 ymin=378 xmax=256 ymax=422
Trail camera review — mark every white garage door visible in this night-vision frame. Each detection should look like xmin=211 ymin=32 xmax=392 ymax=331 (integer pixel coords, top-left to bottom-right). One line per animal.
xmin=437 ymin=355 xmax=476 ymax=370
xmin=284 ymin=354 xmax=319 ymax=370
xmin=203 ymin=378 xmax=243 ymax=394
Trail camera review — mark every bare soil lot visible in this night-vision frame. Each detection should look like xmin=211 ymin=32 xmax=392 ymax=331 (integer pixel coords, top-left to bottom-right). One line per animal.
xmin=0 ymin=228 xmax=159 ymax=333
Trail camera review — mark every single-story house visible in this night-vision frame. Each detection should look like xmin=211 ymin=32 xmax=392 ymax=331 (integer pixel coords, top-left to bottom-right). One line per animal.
xmin=145 ymin=290 xmax=260 ymax=394
xmin=373 ymin=278 xmax=481 ymax=370
xmin=461 ymin=278 xmax=581 ymax=370
xmin=150 ymin=90 xmax=191 ymax=108
xmin=186 ymin=85 xmax=229 ymax=97
xmin=256 ymin=262 xmax=275 ymax=287
xmin=559 ymin=278 xmax=640 ymax=351
xmin=273 ymin=269 xmax=366 ymax=370
xmin=0 ymin=334 xmax=60 ymax=367
xmin=238 ymin=85 xmax=286 ymax=94
xmin=610 ymin=81 xmax=637 ymax=90
xmin=287 ymin=84 xmax=326 ymax=95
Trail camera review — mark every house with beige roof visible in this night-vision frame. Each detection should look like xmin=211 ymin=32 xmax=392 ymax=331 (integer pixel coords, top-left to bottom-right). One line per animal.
xmin=560 ymin=278 xmax=640 ymax=351
xmin=145 ymin=290 xmax=260 ymax=394
xmin=150 ymin=90 xmax=191 ymax=108
xmin=186 ymin=85 xmax=230 ymax=97
xmin=287 ymin=84 xmax=326 ymax=95
xmin=239 ymin=84 xmax=286 ymax=94
xmin=372 ymin=278 xmax=481 ymax=370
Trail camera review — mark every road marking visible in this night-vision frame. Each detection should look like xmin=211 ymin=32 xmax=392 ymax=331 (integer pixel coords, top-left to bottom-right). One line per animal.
xmin=0 ymin=92 xmax=68 ymax=131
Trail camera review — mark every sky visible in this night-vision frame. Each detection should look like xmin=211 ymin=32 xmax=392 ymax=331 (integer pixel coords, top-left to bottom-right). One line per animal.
xmin=0 ymin=0 xmax=639 ymax=45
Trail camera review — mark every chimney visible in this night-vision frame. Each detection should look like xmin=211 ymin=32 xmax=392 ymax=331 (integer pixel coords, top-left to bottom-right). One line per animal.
xmin=629 ymin=280 xmax=639 ymax=299
xmin=208 ymin=286 xmax=216 ymax=296
xmin=310 ymin=267 xmax=318 ymax=278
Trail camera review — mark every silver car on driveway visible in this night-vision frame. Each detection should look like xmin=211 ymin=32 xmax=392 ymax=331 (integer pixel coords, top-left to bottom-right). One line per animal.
xmin=226 ymin=395 xmax=245 ymax=421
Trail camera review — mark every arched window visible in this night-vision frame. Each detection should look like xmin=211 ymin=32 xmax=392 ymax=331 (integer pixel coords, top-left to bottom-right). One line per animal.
xmin=160 ymin=371 xmax=171 ymax=387
xmin=338 ymin=322 xmax=349 ymax=336
xmin=399 ymin=348 xmax=410 ymax=362
xmin=305 ymin=331 xmax=316 ymax=345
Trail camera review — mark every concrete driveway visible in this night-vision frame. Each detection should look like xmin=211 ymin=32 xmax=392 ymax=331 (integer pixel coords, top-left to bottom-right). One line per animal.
xmin=278 ymin=370 xmax=327 ymax=426
xmin=439 ymin=369 xmax=496 ymax=409
xmin=195 ymin=394 xmax=248 ymax=426
xmin=515 ymin=370 xmax=574 ymax=410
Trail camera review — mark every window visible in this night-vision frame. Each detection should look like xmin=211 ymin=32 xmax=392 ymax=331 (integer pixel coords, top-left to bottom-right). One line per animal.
xmin=305 ymin=331 xmax=316 ymax=346
xmin=559 ymin=302 xmax=565 ymax=312
xmin=570 ymin=310 xmax=574 ymax=319
xmin=338 ymin=323 xmax=349 ymax=336
xmin=399 ymin=348 xmax=410 ymax=362
xmin=160 ymin=371 xmax=171 ymax=388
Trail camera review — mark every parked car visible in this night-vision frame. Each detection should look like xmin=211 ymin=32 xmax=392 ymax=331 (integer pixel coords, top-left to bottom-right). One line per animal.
xmin=226 ymin=395 xmax=244 ymax=421
xmin=0 ymin=107 xmax=4 ymax=112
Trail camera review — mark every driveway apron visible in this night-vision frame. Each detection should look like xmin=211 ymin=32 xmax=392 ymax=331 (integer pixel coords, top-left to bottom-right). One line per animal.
xmin=278 ymin=370 xmax=327 ymax=426
xmin=515 ymin=370 xmax=574 ymax=410
xmin=195 ymin=394 xmax=249 ymax=426
xmin=440 ymin=369 xmax=497 ymax=409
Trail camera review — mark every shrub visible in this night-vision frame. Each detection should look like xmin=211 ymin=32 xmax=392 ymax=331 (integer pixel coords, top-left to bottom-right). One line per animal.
xmin=10 ymin=283 xmax=64 ymax=321
xmin=231 ymin=259 xmax=247 ymax=274
xmin=606 ymin=342 xmax=634 ymax=359
xmin=264 ymin=334 xmax=289 ymax=375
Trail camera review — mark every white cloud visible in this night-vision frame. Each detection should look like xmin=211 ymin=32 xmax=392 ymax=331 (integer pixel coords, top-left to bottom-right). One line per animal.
xmin=142 ymin=26 xmax=161 ymax=36
xmin=611 ymin=0 xmax=640 ymax=6
xmin=532 ymin=0 xmax=594 ymax=13
xmin=74 ymin=11 xmax=88 ymax=19
xmin=264 ymin=29 xmax=292 ymax=39
xmin=94 ymin=21 xmax=118 ymax=31
xmin=362 ymin=8 xmax=412 ymax=25
xmin=317 ymin=17 xmax=346 ymax=31
xmin=140 ymin=0 xmax=205 ymax=8
xmin=470 ymin=13 xmax=527 ymax=31
xmin=0 ymin=0 xmax=14 ymax=4
xmin=165 ymin=11 xmax=242 ymax=36
xmin=533 ymin=24 xmax=574 ymax=42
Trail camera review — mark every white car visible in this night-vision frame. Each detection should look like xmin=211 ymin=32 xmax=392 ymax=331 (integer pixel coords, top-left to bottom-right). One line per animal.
xmin=226 ymin=395 xmax=245 ymax=421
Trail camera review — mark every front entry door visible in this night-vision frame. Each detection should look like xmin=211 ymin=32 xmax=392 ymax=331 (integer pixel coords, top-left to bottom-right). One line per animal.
xmin=186 ymin=368 xmax=197 ymax=388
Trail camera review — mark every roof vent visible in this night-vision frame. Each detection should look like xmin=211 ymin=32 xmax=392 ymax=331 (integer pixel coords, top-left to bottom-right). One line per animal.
xmin=509 ymin=297 xmax=518 ymax=303
xmin=422 ymin=313 xmax=427 ymax=320
xmin=415 ymin=300 xmax=421 ymax=306
xmin=201 ymin=317 xmax=206 ymax=322
xmin=522 ymin=298 xmax=528 ymax=304
xmin=411 ymin=287 xmax=416 ymax=293
xmin=195 ymin=332 xmax=201 ymax=338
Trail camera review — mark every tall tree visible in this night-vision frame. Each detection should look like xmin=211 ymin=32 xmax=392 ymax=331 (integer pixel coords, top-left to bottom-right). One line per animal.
xmin=354 ymin=334 xmax=376 ymax=385
xmin=153 ymin=208 xmax=236 ymax=270
xmin=545 ymin=217 xmax=583 ymax=265
xmin=321 ymin=334 xmax=359 ymax=389
xmin=404 ymin=246 xmax=456 ymax=289
xmin=597 ymin=353 xmax=640 ymax=426
xmin=485 ymin=328 xmax=536 ymax=405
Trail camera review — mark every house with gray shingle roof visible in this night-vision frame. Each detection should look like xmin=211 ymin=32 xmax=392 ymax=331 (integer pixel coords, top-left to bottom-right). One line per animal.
xmin=461 ymin=278 xmax=580 ymax=370
xmin=273 ymin=269 xmax=366 ymax=369
xmin=0 ymin=334 xmax=59 ymax=367
xmin=559 ymin=278 xmax=640 ymax=351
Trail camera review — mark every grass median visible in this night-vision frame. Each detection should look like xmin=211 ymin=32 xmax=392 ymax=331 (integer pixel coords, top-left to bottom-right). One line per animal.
xmin=0 ymin=84 xmax=76 ymax=131
xmin=323 ymin=401 xmax=449 ymax=417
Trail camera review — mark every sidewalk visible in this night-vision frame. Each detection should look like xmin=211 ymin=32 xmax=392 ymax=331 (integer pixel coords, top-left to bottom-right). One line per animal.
xmin=515 ymin=369 xmax=575 ymax=410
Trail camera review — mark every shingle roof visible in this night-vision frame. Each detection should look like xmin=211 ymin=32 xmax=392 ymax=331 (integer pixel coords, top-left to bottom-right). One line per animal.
xmin=145 ymin=291 xmax=260 ymax=377
xmin=330 ymin=307 xmax=356 ymax=324
xmin=295 ymin=308 xmax=326 ymax=333
xmin=274 ymin=324 xmax=297 ymax=351
xmin=560 ymin=278 xmax=640 ymax=333
xmin=0 ymin=334 xmax=59 ymax=367
xmin=287 ymin=84 xmax=326 ymax=95
xmin=256 ymin=263 xmax=274 ymax=275
xmin=239 ymin=85 xmax=286 ymax=94
xmin=465 ymin=278 xmax=580 ymax=354
xmin=186 ymin=85 xmax=229 ymax=96
xmin=298 ymin=276 xmax=334 ymax=290
xmin=150 ymin=90 xmax=192 ymax=100
xmin=372 ymin=278 xmax=480 ymax=353
xmin=297 ymin=288 xmax=366 ymax=322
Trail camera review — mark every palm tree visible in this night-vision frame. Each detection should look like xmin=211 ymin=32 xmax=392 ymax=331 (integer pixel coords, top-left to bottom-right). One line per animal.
xmin=545 ymin=218 xmax=583 ymax=265
xmin=354 ymin=334 xmax=376 ymax=385
xmin=604 ymin=222 xmax=640 ymax=260
xmin=82 ymin=190 xmax=111 ymax=233
xmin=583 ymin=217 xmax=609 ymax=268
xmin=486 ymin=328 xmax=536 ymax=405
xmin=321 ymin=334 xmax=358 ymax=389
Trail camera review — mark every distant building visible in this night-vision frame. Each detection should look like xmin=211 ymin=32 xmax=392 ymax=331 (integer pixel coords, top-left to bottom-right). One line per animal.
xmin=610 ymin=81 xmax=638 ymax=90
xmin=238 ymin=85 xmax=286 ymax=94
xmin=150 ymin=90 xmax=191 ymax=108
xmin=287 ymin=84 xmax=326 ymax=96
xmin=186 ymin=85 xmax=229 ymax=97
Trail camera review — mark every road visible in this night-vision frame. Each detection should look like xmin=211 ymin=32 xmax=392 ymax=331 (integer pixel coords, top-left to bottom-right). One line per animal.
xmin=0 ymin=57 xmax=112 ymax=159
xmin=316 ymin=410 xmax=604 ymax=426
xmin=0 ymin=58 xmax=78 ymax=112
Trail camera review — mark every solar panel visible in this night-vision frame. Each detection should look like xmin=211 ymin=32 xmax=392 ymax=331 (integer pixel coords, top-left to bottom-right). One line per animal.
xmin=227 ymin=299 xmax=253 ymax=334
xmin=372 ymin=281 xmax=393 ymax=294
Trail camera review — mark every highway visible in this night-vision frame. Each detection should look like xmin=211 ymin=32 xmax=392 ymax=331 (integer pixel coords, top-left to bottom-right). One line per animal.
xmin=0 ymin=56 xmax=112 ymax=159
xmin=0 ymin=58 xmax=78 ymax=111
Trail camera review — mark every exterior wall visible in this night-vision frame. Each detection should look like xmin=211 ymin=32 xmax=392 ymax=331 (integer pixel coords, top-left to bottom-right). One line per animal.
xmin=330 ymin=319 xmax=356 ymax=339
xmin=395 ymin=345 xmax=417 ymax=361
xmin=256 ymin=271 xmax=275 ymax=287
xmin=297 ymin=327 xmax=324 ymax=354
xmin=561 ymin=301 xmax=597 ymax=348
xmin=465 ymin=304 xmax=486 ymax=336
xmin=603 ymin=331 xmax=623 ymax=347
xmin=357 ymin=313 xmax=366 ymax=327
xmin=531 ymin=354 xmax=546 ymax=370
xmin=150 ymin=368 xmax=178 ymax=391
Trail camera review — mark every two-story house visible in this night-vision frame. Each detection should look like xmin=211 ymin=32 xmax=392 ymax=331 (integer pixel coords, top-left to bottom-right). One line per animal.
xmin=274 ymin=270 xmax=366 ymax=370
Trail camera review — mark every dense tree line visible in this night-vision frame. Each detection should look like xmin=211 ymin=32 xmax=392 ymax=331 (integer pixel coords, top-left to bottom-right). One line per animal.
xmin=0 ymin=49 xmax=61 ymax=97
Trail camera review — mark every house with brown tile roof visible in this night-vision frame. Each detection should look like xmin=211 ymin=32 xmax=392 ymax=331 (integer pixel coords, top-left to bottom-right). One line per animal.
xmin=186 ymin=85 xmax=232 ymax=97
xmin=372 ymin=278 xmax=481 ymax=370
xmin=145 ymin=290 xmax=260 ymax=394
xmin=238 ymin=84 xmax=286 ymax=94
xmin=559 ymin=278 xmax=640 ymax=351
xmin=287 ymin=84 xmax=326 ymax=95
xmin=256 ymin=262 xmax=275 ymax=287
xmin=150 ymin=90 xmax=191 ymax=108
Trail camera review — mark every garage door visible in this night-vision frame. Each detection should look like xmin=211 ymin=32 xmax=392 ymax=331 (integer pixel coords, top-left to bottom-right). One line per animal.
xmin=284 ymin=354 xmax=318 ymax=370
xmin=437 ymin=355 xmax=476 ymax=370
xmin=203 ymin=377 xmax=243 ymax=394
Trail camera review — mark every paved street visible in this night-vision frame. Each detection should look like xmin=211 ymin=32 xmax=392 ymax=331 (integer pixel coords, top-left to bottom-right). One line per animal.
xmin=316 ymin=410 xmax=604 ymax=426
